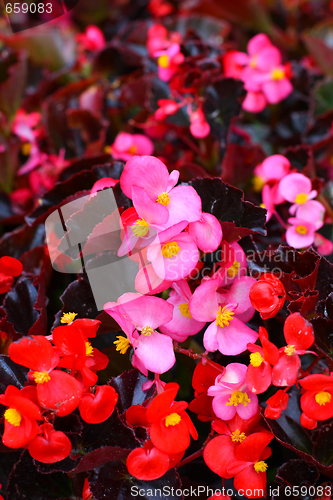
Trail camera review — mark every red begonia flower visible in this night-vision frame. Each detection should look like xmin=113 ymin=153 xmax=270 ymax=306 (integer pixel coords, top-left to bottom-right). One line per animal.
xmin=0 ymin=385 xmax=42 ymax=449
xmin=226 ymin=432 xmax=274 ymax=498
xmin=82 ymin=478 xmax=93 ymax=500
xmin=249 ymin=273 xmax=286 ymax=320
xmin=79 ymin=385 xmax=118 ymax=424
xmin=28 ymin=423 xmax=72 ymax=463
xmin=203 ymin=413 xmax=261 ymax=479
xmin=300 ymin=374 xmax=333 ymax=421
xmin=127 ymin=441 xmax=170 ymax=480
xmin=0 ymin=256 xmax=23 ymax=294
xmin=9 ymin=336 xmax=83 ymax=416
xmin=146 ymin=382 xmax=198 ymax=454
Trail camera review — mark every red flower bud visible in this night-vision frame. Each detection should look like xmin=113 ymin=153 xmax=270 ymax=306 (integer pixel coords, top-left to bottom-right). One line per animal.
xmin=249 ymin=273 xmax=286 ymax=319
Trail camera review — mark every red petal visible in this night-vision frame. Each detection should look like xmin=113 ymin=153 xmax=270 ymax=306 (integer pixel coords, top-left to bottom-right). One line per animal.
xmin=233 ymin=465 xmax=267 ymax=498
xmin=3 ymin=416 xmax=38 ymax=448
xmin=300 ymin=388 xmax=333 ymax=421
xmin=300 ymin=412 xmax=317 ymax=429
xmin=127 ymin=442 xmax=169 ymax=480
xmin=52 ymin=326 xmax=86 ymax=369
xmin=150 ymin=418 xmax=191 ymax=454
xmin=203 ymin=435 xmax=237 ymax=478
xmin=28 ymin=423 xmax=72 ymax=463
xmin=79 ymin=385 xmax=118 ymax=424
xmin=299 ymin=374 xmax=333 ymax=391
xmin=284 ymin=313 xmax=314 ymax=350
xmin=0 ymin=274 xmax=14 ymax=294
xmin=246 ymin=362 xmax=272 ymax=394
xmin=71 ymin=319 xmax=101 ymax=338
xmin=188 ymin=393 xmax=213 ymax=418
xmin=37 ymin=370 xmax=83 ymax=416
xmin=260 ymin=334 xmax=279 ymax=365
xmin=0 ymin=256 xmax=23 ymax=277
xmin=235 ymin=432 xmax=274 ymax=462
xmin=7 ymin=395 xmax=42 ymax=421
xmin=146 ymin=383 xmax=179 ymax=423
xmin=192 ymin=360 xmax=224 ymax=393
xmin=272 ymin=353 xmax=300 ymax=386
xmin=9 ymin=336 xmax=56 ymax=372
xmin=126 ymin=405 xmax=149 ymax=428
xmin=85 ymin=348 xmax=109 ymax=371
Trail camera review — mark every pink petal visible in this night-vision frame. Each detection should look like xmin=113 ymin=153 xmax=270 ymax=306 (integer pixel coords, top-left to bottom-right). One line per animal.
xmin=132 ymin=134 xmax=154 ymax=155
xmin=247 ymin=34 xmax=272 ymax=56
xmin=295 ymin=200 xmax=325 ymax=229
xmin=258 ymin=155 xmax=290 ymax=182
xmin=262 ymin=78 xmax=293 ymax=104
xmin=134 ymin=331 xmax=176 ymax=374
xmin=286 ymin=223 xmax=315 ymax=249
xmin=159 ymin=293 xmax=206 ymax=341
xmin=242 ymin=91 xmax=266 ymax=113
xmin=189 ymin=278 xmax=220 ymax=322
xmin=166 ymin=185 xmax=202 ymax=227
xmin=132 ymin=185 xmax=169 ymax=225
xmin=236 ymin=391 xmax=259 ymax=419
xmin=212 ymin=394 xmax=237 ymax=420
xmin=120 ymin=156 xmax=169 ymax=200
xmin=256 ymin=47 xmax=281 ymax=72
xmin=116 ymin=295 xmax=173 ymax=330
xmin=221 ymin=277 xmax=257 ymax=315
xmin=135 ymin=264 xmax=172 ymax=295
xmin=188 ymin=213 xmax=222 ymax=253
xmin=279 ymin=173 xmax=312 ymax=203
xmin=203 ymin=321 xmax=219 ymax=352
xmin=216 ymin=319 xmax=258 ymax=356
xmin=167 ymin=170 xmax=180 ymax=191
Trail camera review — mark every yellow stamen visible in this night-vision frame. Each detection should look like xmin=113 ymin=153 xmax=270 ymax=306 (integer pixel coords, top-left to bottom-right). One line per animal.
xmin=227 ymin=260 xmax=241 ymax=278
xmin=128 ymin=145 xmax=137 ymax=155
xmin=104 ymin=146 xmax=112 ymax=154
xmin=156 ymin=192 xmax=170 ymax=206
xmin=178 ymin=302 xmax=192 ymax=318
xmin=252 ymin=175 xmax=265 ymax=192
xmin=61 ymin=312 xmax=77 ymax=324
xmin=141 ymin=326 xmax=154 ymax=337
xmin=158 ymin=55 xmax=169 ymax=68
xmin=260 ymin=203 xmax=266 ymax=209
xmin=114 ymin=336 xmax=131 ymax=355
xmin=165 ymin=412 xmax=181 ymax=427
xmin=85 ymin=341 xmax=94 ymax=357
xmin=250 ymin=57 xmax=257 ymax=69
xmin=296 ymin=225 xmax=308 ymax=235
xmin=226 ymin=390 xmax=251 ymax=407
xmin=254 ymin=461 xmax=268 ymax=473
xmin=216 ymin=306 xmax=234 ymax=327
xmin=33 ymin=371 xmax=51 ymax=384
xmin=21 ymin=142 xmax=32 ymax=156
xmin=250 ymin=352 xmax=264 ymax=367
xmin=295 ymin=193 xmax=308 ymax=205
xmin=4 ymin=408 xmax=22 ymax=427
xmin=231 ymin=429 xmax=246 ymax=443
xmin=162 ymin=241 xmax=180 ymax=258
xmin=284 ymin=344 xmax=296 ymax=356
xmin=271 ymin=68 xmax=285 ymax=80
xmin=131 ymin=218 xmax=149 ymax=237
xmin=315 ymin=391 xmax=332 ymax=406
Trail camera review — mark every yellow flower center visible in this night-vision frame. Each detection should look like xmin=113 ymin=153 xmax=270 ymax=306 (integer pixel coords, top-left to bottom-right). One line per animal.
xmin=33 ymin=371 xmax=51 ymax=384
xmin=61 ymin=312 xmax=77 ymax=324
xmin=128 ymin=145 xmax=137 ymax=155
xmin=260 ymin=203 xmax=266 ymax=209
xmin=284 ymin=344 xmax=296 ymax=356
xmin=254 ymin=461 xmax=268 ymax=473
xmin=252 ymin=175 xmax=265 ymax=192
xmin=227 ymin=260 xmax=241 ymax=278
xmin=295 ymin=193 xmax=308 ymax=204
xmin=4 ymin=408 xmax=22 ymax=427
xmin=114 ymin=335 xmax=131 ymax=354
xmin=21 ymin=142 xmax=32 ymax=156
xmin=131 ymin=218 xmax=150 ymax=238
xmin=141 ymin=326 xmax=154 ymax=337
xmin=226 ymin=390 xmax=251 ymax=407
xmin=85 ymin=341 xmax=94 ymax=357
xmin=231 ymin=429 xmax=246 ymax=442
xmin=178 ymin=302 xmax=192 ymax=318
xmin=165 ymin=412 xmax=181 ymax=427
xmin=156 ymin=192 xmax=170 ymax=206
xmin=162 ymin=241 xmax=180 ymax=258
xmin=250 ymin=352 xmax=264 ymax=367
xmin=296 ymin=225 xmax=308 ymax=235
xmin=216 ymin=306 xmax=234 ymax=327
xmin=158 ymin=55 xmax=170 ymax=68
xmin=271 ymin=68 xmax=285 ymax=80
xmin=315 ymin=391 xmax=332 ymax=406
xmin=250 ymin=56 xmax=257 ymax=69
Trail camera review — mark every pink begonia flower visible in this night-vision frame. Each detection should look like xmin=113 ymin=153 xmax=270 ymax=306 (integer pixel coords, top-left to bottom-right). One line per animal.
xmin=147 ymin=24 xmax=181 ymax=57
xmin=295 ymin=200 xmax=325 ymax=230
xmin=159 ymin=280 xmax=206 ymax=342
xmin=76 ymin=25 xmax=106 ymax=52
xmin=90 ymin=178 xmax=119 ymax=197
xmin=279 ymin=173 xmax=317 ymax=214
xmin=314 ymin=234 xmax=333 ymax=256
xmin=104 ymin=294 xmax=175 ymax=376
xmin=254 ymin=154 xmax=291 ymax=188
xmin=217 ymin=242 xmax=247 ymax=287
xmin=147 ymin=221 xmax=199 ymax=281
xmin=154 ymin=43 xmax=185 ymax=82
xmin=286 ymin=218 xmax=316 ymax=249
xmin=189 ymin=277 xmax=258 ymax=356
xmin=188 ymin=108 xmax=210 ymax=139
xmin=188 ymin=213 xmax=222 ymax=253
xmin=12 ymin=110 xmax=41 ymax=143
xmin=120 ymin=156 xmax=202 ymax=228
xmin=135 ymin=263 xmax=172 ymax=295
xmin=109 ymin=133 xmax=154 ymax=162
xmin=207 ymin=363 xmax=258 ymax=420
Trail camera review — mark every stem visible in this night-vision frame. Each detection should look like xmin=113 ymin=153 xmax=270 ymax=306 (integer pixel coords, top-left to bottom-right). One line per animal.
xmin=299 ymin=352 xmax=323 ymax=377
xmin=176 ymin=449 xmax=203 ymax=468
xmin=274 ymin=210 xmax=288 ymax=230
